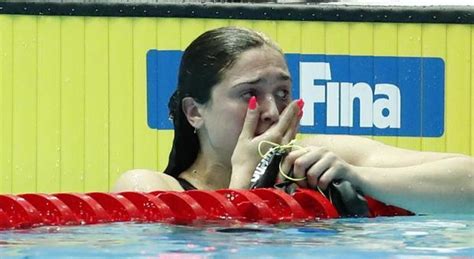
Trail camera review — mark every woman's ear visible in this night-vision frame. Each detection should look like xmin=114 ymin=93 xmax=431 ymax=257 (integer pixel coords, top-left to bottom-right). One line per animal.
xmin=182 ymin=97 xmax=203 ymax=129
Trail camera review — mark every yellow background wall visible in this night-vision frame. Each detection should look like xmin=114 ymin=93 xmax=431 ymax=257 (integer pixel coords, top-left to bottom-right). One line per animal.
xmin=0 ymin=16 xmax=472 ymax=194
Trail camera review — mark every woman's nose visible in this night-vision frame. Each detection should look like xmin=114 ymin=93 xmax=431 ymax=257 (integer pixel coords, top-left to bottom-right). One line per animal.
xmin=259 ymin=95 xmax=279 ymax=123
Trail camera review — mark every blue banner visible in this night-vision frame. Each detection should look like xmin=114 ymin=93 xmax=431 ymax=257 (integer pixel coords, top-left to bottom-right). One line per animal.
xmin=147 ymin=50 xmax=444 ymax=137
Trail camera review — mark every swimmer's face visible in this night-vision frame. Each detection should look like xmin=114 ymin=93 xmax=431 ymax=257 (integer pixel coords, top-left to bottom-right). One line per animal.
xmin=199 ymin=46 xmax=291 ymax=161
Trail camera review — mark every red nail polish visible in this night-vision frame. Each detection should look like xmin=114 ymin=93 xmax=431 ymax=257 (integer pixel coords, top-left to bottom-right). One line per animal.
xmin=296 ymin=99 xmax=305 ymax=110
xmin=248 ymin=96 xmax=257 ymax=110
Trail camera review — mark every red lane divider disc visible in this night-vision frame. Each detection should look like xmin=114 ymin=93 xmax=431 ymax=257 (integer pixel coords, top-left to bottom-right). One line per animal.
xmin=0 ymin=209 xmax=12 ymax=230
xmin=118 ymin=192 xmax=174 ymax=223
xmin=53 ymin=193 xmax=111 ymax=224
xmin=366 ymin=196 xmax=414 ymax=217
xmin=0 ymin=195 xmax=42 ymax=229
xmin=19 ymin=194 xmax=80 ymax=226
xmin=185 ymin=190 xmax=242 ymax=220
xmin=216 ymin=189 xmax=275 ymax=222
xmin=155 ymin=192 xmax=207 ymax=224
xmin=86 ymin=192 xmax=143 ymax=222
xmin=292 ymin=189 xmax=339 ymax=219
xmin=251 ymin=189 xmax=308 ymax=221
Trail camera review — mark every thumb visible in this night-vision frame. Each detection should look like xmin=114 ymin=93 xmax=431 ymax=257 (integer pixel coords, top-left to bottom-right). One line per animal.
xmin=240 ymin=96 xmax=259 ymax=140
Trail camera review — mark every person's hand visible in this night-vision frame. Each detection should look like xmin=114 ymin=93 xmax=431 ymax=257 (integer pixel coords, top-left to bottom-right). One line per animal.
xmin=280 ymin=146 xmax=358 ymax=191
xmin=229 ymin=97 xmax=303 ymax=189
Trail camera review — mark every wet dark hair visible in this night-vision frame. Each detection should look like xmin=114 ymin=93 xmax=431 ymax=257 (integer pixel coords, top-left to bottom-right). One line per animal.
xmin=164 ymin=26 xmax=281 ymax=178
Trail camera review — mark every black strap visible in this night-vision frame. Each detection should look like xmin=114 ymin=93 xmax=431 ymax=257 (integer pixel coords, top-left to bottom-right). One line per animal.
xmin=177 ymin=177 xmax=197 ymax=191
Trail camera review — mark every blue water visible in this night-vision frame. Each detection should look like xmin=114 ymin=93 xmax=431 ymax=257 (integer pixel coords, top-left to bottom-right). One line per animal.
xmin=1 ymin=215 xmax=473 ymax=258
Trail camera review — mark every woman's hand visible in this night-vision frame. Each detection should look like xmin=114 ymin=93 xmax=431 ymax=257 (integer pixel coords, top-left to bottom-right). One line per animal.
xmin=280 ymin=146 xmax=359 ymax=191
xmin=229 ymin=97 xmax=303 ymax=189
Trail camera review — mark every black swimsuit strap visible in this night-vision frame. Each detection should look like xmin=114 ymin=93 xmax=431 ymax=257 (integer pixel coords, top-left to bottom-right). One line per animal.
xmin=177 ymin=177 xmax=197 ymax=191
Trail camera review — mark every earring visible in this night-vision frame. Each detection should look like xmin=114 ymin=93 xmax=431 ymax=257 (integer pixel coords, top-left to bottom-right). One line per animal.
xmin=193 ymin=128 xmax=197 ymax=134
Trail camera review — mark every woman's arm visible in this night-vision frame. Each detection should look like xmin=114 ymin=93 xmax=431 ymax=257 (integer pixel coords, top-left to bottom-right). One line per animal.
xmin=351 ymin=156 xmax=474 ymax=214
xmin=293 ymin=135 xmax=474 ymax=214
xmin=299 ymin=134 xmax=465 ymax=167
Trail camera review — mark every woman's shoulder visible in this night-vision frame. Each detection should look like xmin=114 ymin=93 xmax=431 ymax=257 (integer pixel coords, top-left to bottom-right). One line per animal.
xmin=112 ymin=169 xmax=184 ymax=192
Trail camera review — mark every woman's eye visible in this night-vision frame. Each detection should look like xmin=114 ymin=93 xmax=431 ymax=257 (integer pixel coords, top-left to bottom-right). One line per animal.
xmin=241 ymin=90 xmax=256 ymax=101
xmin=275 ymin=89 xmax=289 ymax=100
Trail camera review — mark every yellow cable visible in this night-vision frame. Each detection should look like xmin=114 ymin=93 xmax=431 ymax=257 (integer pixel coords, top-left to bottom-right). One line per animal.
xmin=257 ymin=139 xmax=306 ymax=182
xmin=256 ymin=140 xmax=330 ymax=197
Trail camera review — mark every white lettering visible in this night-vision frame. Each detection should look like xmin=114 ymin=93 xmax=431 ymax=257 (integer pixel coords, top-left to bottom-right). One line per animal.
xmin=300 ymin=62 xmax=330 ymax=126
xmin=340 ymin=82 xmax=351 ymax=127
xmin=373 ymin=84 xmax=401 ymax=128
xmin=326 ymin=82 xmax=339 ymax=127
xmin=299 ymin=62 xmax=401 ymax=129
xmin=351 ymin=82 xmax=373 ymax=128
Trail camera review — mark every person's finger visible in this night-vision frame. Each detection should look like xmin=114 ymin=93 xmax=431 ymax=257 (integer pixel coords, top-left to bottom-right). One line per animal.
xmin=317 ymin=159 xmax=349 ymax=190
xmin=317 ymin=165 xmax=340 ymax=190
xmin=279 ymin=149 xmax=309 ymax=188
xmin=239 ymin=96 xmax=259 ymax=140
xmin=305 ymin=155 xmax=332 ymax=190
xmin=270 ymin=100 xmax=300 ymax=136
xmin=281 ymin=110 xmax=301 ymax=145
xmin=291 ymin=149 xmax=325 ymax=180
xmin=287 ymin=149 xmax=314 ymax=188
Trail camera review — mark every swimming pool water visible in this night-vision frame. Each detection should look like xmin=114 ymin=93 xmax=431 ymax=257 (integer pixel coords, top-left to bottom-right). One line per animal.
xmin=1 ymin=215 xmax=473 ymax=258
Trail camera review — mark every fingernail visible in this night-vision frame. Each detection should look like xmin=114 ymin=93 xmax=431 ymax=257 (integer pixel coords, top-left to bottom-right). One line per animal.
xmin=248 ymin=96 xmax=257 ymax=110
xmin=296 ymin=99 xmax=305 ymax=110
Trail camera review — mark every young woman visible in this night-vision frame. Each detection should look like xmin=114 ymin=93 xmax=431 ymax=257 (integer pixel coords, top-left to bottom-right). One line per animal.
xmin=114 ymin=26 xmax=474 ymax=214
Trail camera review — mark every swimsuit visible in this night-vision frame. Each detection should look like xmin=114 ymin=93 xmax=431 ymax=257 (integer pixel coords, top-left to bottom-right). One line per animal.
xmin=177 ymin=177 xmax=197 ymax=190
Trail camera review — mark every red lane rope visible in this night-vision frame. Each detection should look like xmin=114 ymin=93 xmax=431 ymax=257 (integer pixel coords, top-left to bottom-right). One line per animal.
xmin=53 ymin=193 xmax=111 ymax=224
xmin=217 ymin=189 xmax=277 ymax=222
xmin=0 ymin=188 xmax=411 ymax=230
xmin=118 ymin=192 xmax=175 ymax=222
xmin=19 ymin=194 xmax=80 ymax=226
xmin=292 ymin=189 xmax=340 ymax=219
